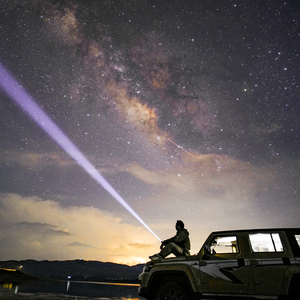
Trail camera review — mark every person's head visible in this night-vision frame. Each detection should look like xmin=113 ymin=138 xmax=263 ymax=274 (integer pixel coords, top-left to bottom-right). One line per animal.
xmin=175 ymin=220 xmax=184 ymax=230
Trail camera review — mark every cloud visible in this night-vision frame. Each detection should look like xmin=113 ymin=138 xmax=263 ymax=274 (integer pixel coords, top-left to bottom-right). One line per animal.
xmin=123 ymin=153 xmax=274 ymax=193
xmin=14 ymin=222 xmax=70 ymax=236
xmin=127 ymin=243 xmax=153 ymax=250
xmin=120 ymin=164 xmax=192 ymax=192
xmin=68 ymin=242 xmax=95 ymax=249
xmin=1 ymin=151 xmax=74 ymax=168
xmin=0 ymin=193 xmax=157 ymax=265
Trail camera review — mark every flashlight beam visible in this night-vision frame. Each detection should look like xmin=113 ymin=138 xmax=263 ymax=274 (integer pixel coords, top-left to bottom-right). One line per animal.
xmin=0 ymin=63 xmax=161 ymax=242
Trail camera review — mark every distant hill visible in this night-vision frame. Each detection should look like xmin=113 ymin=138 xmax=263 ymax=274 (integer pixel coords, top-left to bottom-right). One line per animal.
xmin=0 ymin=260 xmax=144 ymax=282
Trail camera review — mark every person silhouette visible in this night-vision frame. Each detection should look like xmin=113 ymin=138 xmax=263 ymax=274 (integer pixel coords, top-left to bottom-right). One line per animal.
xmin=149 ymin=220 xmax=190 ymax=260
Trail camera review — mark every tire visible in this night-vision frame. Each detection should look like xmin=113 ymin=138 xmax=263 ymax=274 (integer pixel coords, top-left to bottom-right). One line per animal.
xmin=154 ymin=280 xmax=190 ymax=300
xmin=287 ymin=275 xmax=300 ymax=300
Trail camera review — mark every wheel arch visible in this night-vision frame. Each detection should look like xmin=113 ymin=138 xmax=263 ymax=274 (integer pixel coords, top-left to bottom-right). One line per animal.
xmin=147 ymin=270 xmax=196 ymax=298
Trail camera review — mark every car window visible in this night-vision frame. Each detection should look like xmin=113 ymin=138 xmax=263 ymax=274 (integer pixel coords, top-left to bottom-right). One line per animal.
xmin=295 ymin=235 xmax=300 ymax=248
xmin=249 ymin=233 xmax=284 ymax=252
xmin=211 ymin=236 xmax=239 ymax=253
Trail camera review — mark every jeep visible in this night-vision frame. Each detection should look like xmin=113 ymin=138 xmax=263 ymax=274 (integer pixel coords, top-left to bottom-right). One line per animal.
xmin=138 ymin=228 xmax=300 ymax=299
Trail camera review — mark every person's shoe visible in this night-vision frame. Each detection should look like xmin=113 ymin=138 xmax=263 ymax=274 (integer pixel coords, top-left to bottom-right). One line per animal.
xmin=149 ymin=254 xmax=162 ymax=260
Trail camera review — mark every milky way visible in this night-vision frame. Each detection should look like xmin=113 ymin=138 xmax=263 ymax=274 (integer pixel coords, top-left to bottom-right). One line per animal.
xmin=0 ymin=0 xmax=299 ymax=265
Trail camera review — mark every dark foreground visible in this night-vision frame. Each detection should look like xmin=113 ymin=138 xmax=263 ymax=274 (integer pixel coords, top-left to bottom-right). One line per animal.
xmin=0 ymin=280 xmax=143 ymax=300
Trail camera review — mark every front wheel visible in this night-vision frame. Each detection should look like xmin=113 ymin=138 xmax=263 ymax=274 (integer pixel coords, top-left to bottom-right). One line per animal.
xmin=155 ymin=280 xmax=190 ymax=300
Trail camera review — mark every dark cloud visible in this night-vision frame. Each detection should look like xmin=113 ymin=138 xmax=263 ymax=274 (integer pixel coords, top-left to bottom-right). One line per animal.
xmin=68 ymin=241 xmax=95 ymax=249
xmin=13 ymin=222 xmax=70 ymax=238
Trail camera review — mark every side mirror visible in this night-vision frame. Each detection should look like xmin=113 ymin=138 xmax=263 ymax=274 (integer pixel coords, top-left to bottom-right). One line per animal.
xmin=202 ymin=245 xmax=211 ymax=260
xmin=204 ymin=244 xmax=211 ymax=254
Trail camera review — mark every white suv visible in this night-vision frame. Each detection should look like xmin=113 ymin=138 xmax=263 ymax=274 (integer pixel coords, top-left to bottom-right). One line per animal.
xmin=138 ymin=228 xmax=300 ymax=299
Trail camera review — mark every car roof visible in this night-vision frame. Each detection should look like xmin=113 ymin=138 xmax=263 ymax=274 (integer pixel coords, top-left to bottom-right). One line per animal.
xmin=211 ymin=228 xmax=300 ymax=235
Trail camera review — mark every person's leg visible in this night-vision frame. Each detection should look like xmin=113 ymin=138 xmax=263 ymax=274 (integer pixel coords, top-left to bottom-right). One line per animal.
xmin=160 ymin=242 xmax=183 ymax=258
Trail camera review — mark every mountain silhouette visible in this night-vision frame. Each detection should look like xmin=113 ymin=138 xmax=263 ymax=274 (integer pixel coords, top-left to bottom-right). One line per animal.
xmin=0 ymin=260 xmax=144 ymax=282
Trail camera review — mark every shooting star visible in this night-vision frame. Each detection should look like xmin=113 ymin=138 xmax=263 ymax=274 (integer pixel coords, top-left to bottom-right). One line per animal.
xmin=167 ymin=138 xmax=195 ymax=157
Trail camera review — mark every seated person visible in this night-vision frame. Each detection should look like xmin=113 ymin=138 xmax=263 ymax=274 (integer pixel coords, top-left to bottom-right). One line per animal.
xmin=149 ymin=220 xmax=190 ymax=260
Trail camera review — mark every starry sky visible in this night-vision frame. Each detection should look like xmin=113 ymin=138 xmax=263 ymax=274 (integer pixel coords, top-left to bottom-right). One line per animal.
xmin=0 ymin=0 xmax=299 ymax=265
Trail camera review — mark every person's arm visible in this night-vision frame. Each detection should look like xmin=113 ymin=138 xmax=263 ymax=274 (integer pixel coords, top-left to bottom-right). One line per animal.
xmin=162 ymin=231 xmax=186 ymax=245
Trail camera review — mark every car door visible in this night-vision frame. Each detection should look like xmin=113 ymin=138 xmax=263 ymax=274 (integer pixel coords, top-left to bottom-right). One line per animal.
xmin=199 ymin=233 xmax=250 ymax=295
xmin=246 ymin=231 xmax=292 ymax=296
xmin=288 ymin=230 xmax=300 ymax=271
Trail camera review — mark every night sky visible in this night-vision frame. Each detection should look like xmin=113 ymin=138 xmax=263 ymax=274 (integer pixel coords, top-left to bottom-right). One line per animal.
xmin=0 ymin=0 xmax=299 ymax=265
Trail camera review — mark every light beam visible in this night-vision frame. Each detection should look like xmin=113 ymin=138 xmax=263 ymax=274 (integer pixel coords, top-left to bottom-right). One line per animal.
xmin=0 ymin=63 xmax=161 ymax=242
